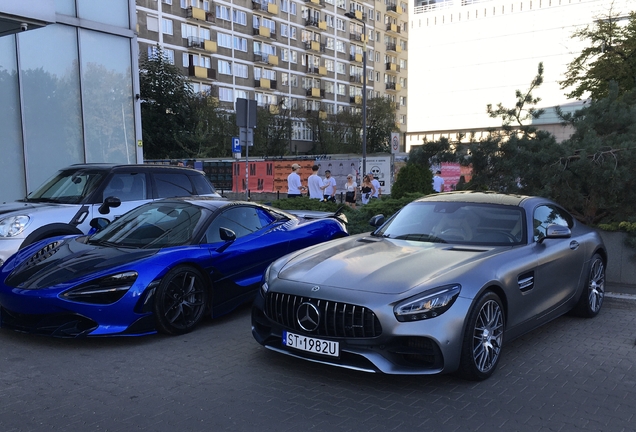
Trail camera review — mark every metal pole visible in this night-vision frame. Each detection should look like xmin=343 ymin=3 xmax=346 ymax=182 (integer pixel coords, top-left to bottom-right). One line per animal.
xmin=362 ymin=20 xmax=367 ymax=178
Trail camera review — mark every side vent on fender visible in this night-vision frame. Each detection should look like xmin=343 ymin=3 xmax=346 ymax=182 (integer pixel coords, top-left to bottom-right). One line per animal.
xmin=518 ymin=271 xmax=535 ymax=292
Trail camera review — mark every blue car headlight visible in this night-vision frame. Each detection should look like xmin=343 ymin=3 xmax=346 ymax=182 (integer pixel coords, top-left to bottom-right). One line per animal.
xmin=61 ymin=271 xmax=138 ymax=304
xmin=394 ymin=284 xmax=461 ymax=322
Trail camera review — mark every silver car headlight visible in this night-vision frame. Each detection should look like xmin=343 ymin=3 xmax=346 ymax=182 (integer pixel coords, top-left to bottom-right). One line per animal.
xmin=260 ymin=265 xmax=271 ymax=296
xmin=0 ymin=215 xmax=30 ymax=237
xmin=394 ymin=284 xmax=461 ymax=322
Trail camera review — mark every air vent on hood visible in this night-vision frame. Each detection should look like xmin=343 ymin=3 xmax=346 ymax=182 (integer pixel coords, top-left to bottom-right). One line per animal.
xmin=24 ymin=241 xmax=62 ymax=268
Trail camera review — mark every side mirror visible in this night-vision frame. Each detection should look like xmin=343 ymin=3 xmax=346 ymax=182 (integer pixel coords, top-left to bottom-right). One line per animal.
xmin=98 ymin=196 xmax=122 ymax=215
xmin=369 ymin=214 xmax=385 ymax=227
xmin=89 ymin=217 xmax=110 ymax=232
xmin=219 ymin=227 xmax=236 ymax=242
xmin=538 ymin=224 xmax=571 ymax=243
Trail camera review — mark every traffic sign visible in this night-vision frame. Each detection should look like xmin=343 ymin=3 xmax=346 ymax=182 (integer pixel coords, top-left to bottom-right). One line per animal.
xmin=232 ymin=136 xmax=241 ymax=153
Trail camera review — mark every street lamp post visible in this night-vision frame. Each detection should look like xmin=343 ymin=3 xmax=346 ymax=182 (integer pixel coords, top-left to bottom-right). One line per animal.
xmin=345 ymin=11 xmax=367 ymax=178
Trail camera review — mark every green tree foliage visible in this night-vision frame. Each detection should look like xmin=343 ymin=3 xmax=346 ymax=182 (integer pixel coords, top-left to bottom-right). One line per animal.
xmin=366 ymin=97 xmax=399 ymax=153
xmin=486 ymin=62 xmax=545 ymax=137
xmin=187 ymin=93 xmax=236 ymax=158
xmin=391 ymin=163 xmax=434 ymax=199
xmin=139 ymin=46 xmax=194 ymax=159
xmin=552 ymin=84 xmax=636 ymax=224
xmin=560 ymin=10 xmax=636 ymax=100
xmin=251 ymin=105 xmax=292 ymax=157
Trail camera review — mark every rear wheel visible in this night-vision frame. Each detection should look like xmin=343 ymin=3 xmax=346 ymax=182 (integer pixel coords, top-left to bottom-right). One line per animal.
xmin=153 ymin=266 xmax=209 ymax=335
xmin=571 ymin=254 xmax=605 ymax=318
xmin=458 ymin=291 xmax=505 ymax=381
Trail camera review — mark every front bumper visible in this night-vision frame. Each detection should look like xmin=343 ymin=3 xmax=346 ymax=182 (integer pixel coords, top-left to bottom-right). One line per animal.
xmin=251 ymin=288 xmax=473 ymax=375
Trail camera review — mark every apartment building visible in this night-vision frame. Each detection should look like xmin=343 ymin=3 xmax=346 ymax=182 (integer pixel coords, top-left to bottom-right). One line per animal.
xmin=406 ymin=0 xmax=633 ymax=152
xmin=136 ymin=0 xmax=408 ymax=153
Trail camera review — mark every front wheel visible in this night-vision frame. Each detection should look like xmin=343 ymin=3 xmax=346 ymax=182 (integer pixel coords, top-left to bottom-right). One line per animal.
xmin=571 ymin=253 xmax=605 ymax=318
xmin=458 ymin=291 xmax=505 ymax=381
xmin=153 ymin=266 xmax=209 ymax=335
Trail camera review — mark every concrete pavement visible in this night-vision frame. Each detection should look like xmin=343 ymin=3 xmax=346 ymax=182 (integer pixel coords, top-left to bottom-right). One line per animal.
xmin=0 ymin=287 xmax=634 ymax=432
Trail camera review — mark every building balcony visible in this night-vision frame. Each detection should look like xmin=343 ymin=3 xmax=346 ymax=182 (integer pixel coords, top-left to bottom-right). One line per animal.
xmin=186 ymin=6 xmax=214 ymax=22
xmin=385 ymin=82 xmax=401 ymax=92
xmin=254 ymin=78 xmax=278 ymax=90
xmin=349 ymin=74 xmax=363 ymax=83
xmin=304 ymin=18 xmax=327 ymax=30
xmin=304 ymin=0 xmax=325 ymax=8
xmin=350 ymin=53 xmax=363 ymax=63
xmin=304 ymin=40 xmax=325 ymax=53
xmin=386 ymin=4 xmax=403 ymax=16
xmin=386 ymin=23 xmax=401 ymax=34
xmin=254 ymin=52 xmax=279 ymax=66
xmin=269 ymin=104 xmax=280 ymax=114
xmin=305 ymin=87 xmax=325 ymax=98
xmin=252 ymin=0 xmax=279 ymax=15
xmin=306 ymin=109 xmax=327 ymax=119
xmin=188 ymin=65 xmax=216 ymax=80
xmin=253 ymin=26 xmax=276 ymax=40
xmin=385 ymin=62 xmax=401 ymax=73
xmin=350 ymin=95 xmax=362 ymax=104
xmin=187 ymin=36 xmax=217 ymax=53
xmin=386 ymin=43 xmax=402 ymax=53
xmin=306 ymin=66 xmax=327 ymax=76
xmin=347 ymin=10 xmax=367 ymax=21
xmin=349 ymin=32 xmax=364 ymax=42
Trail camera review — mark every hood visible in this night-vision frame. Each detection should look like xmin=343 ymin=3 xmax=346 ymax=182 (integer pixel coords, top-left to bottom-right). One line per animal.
xmin=0 ymin=200 xmax=50 ymax=216
xmin=5 ymin=237 xmax=158 ymax=289
xmin=277 ymin=235 xmax=505 ymax=295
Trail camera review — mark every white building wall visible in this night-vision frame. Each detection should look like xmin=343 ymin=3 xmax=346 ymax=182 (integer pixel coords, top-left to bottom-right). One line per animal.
xmin=406 ymin=0 xmax=632 ymax=151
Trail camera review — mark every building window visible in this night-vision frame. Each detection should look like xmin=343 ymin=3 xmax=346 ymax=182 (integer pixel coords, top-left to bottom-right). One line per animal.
xmin=216 ymin=5 xmax=230 ymax=21
xmin=291 ymin=2 xmax=296 ymax=15
xmin=233 ymin=10 xmax=246 ymax=26
xmin=281 ymin=24 xmax=288 ymax=37
xmin=281 ymin=0 xmax=288 ymax=12
xmin=290 ymin=50 xmax=297 ymax=63
xmin=400 ymin=96 xmax=406 ymax=106
xmin=218 ymin=60 xmax=232 ymax=75
xmin=336 ymin=40 xmax=345 ymax=53
xmin=219 ymin=87 xmax=234 ymax=102
xmin=162 ymin=19 xmax=173 ymax=35
xmin=337 ymin=84 xmax=345 ymax=96
xmin=290 ymin=74 xmax=298 ymax=87
xmin=336 ymin=62 xmax=345 ymax=75
xmin=218 ymin=32 xmax=232 ymax=48
xmin=235 ymin=63 xmax=248 ymax=78
xmin=336 ymin=18 xmax=344 ymax=31
xmin=290 ymin=26 xmax=297 ymax=39
xmin=146 ymin=15 xmax=159 ymax=32
xmin=234 ymin=36 xmax=247 ymax=52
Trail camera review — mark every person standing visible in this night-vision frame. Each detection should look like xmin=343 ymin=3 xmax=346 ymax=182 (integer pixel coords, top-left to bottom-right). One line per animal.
xmin=344 ymin=174 xmax=357 ymax=208
xmin=433 ymin=170 xmax=445 ymax=192
xmin=321 ymin=169 xmax=337 ymax=202
xmin=307 ymin=165 xmax=323 ymax=199
xmin=360 ymin=174 xmax=376 ymax=205
xmin=369 ymin=173 xmax=381 ymax=199
xmin=287 ymin=163 xmax=303 ymax=198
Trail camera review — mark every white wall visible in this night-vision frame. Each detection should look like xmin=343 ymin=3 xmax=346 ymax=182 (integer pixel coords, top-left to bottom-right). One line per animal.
xmin=406 ymin=0 xmax=632 ymax=150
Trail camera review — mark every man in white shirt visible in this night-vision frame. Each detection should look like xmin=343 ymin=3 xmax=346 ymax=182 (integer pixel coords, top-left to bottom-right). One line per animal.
xmin=307 ymin=165 xmax=323 ymax=199
xmin=369 ymin=173 xmax=381 ymax=199
xmin=433 ymin=170 xmax=445 ymax=192
xmin=321 ymin=169 xmax=337 ymax=202
xmin=287 ymin=163 xmax=303 ymax=198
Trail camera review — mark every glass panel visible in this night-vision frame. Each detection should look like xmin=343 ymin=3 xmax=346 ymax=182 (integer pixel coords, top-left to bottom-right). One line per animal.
xmin=0 ymin=35 xmax=26 ymax=202
xmin=77 ymin=0 xmax=129 ymax=27
xmin=80 ymin=29 xmax=136 ymax=163
xmin=55 ymin=0 xmax=76 ymax=16
xmin=19 ymin=25 xmax=84 ymax=193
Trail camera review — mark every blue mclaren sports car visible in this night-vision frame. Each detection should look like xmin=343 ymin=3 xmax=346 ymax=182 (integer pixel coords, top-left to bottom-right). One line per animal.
xmin=0 ymin=197 xmax=348 ymax=337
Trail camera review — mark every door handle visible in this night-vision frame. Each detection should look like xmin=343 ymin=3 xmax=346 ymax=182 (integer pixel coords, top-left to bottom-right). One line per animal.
xmin=569 ymin=240 xmax=579 ymax=250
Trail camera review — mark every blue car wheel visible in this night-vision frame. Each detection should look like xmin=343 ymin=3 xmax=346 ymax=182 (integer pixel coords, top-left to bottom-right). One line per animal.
xmin=153 ymin=266 xmax=209 ymax=335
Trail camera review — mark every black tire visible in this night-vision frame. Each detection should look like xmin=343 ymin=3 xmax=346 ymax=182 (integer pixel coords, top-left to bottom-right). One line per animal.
xmin=458 ymin=291 xmax=505 ymax=381
xmin=153 ymin=266 xmax=209 ymax=335
xmin=571 ymin=254 xmax=605 ymax=318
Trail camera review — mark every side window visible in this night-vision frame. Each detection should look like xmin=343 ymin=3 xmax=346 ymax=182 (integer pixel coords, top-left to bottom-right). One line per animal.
xmin=203 ymin=206 xmax=270 ymax=243
xmin=153 ymin=172 xmax=195 ymax=198
xmin=103 ymin=173 xmax=147 ymax=202
xmin=533 ymin=205 xmax=572 ymax=242
xmin=190 ymin=174 xmax=215 ymax=195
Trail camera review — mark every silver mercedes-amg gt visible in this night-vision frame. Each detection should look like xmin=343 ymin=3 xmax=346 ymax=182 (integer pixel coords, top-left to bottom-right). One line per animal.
xmin=251 ymin=191 xmax=607 ymax=380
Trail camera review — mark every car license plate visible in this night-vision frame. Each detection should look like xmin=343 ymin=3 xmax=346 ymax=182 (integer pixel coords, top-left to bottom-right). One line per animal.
xmin=283 ymin=331 xmax=339 ymax=357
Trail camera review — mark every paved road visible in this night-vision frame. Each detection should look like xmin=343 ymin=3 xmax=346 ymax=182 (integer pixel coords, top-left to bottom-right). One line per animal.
xmin=1 ymin=297 xmax=635 ymax=432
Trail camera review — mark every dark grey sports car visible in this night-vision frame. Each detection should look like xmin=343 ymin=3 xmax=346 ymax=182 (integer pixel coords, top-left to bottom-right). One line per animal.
xmin=251 ymin=192 xmax=607 ymax=380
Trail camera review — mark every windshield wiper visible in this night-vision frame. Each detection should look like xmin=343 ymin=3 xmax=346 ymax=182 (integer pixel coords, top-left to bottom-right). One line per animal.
xmin=391 ymin=233 xmax=447 ymax=243
xmin=24 ymin=197 xmax=60 ymax=203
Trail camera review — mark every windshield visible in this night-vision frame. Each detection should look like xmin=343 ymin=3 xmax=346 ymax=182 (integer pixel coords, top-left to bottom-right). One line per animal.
xmin=26 ymin=168 xmax=106 ymax=204
xmin=89 ymin=201 xmax=208 ymax=248
xmin=374 ymin=202 xmax=525 ymax=245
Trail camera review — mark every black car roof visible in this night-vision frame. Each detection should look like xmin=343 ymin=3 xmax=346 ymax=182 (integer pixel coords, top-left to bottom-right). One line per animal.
xmin=64 ymin=163 xmax=200 ymax=174
xmin=417 ymin=191 xmax=530 ymax=206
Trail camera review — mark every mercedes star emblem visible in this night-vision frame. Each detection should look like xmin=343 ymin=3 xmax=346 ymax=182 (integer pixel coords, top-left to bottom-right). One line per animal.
xmin=297 ymin=302 xmax=320 ymax=332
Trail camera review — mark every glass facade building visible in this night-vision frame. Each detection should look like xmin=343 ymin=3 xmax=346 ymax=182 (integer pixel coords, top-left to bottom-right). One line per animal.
xmin=0 ymin=0 xmax=142 ymax=202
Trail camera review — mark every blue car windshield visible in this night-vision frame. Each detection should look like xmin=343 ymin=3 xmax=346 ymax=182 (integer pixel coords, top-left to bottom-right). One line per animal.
xmin=375 ymin=202 xmax=525 ymax=245
xmin=90 ymin=202 xmax=208 ymax=248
